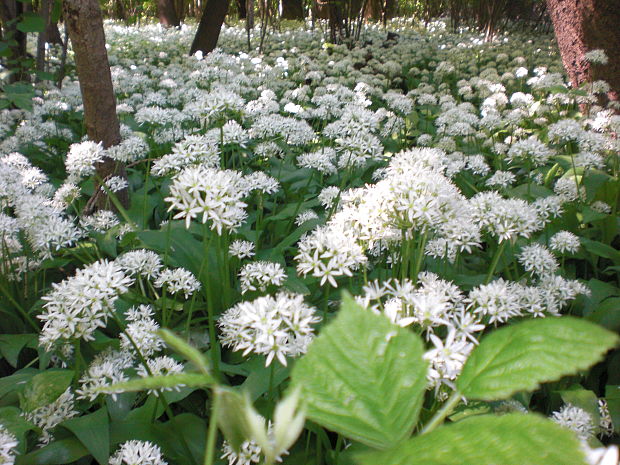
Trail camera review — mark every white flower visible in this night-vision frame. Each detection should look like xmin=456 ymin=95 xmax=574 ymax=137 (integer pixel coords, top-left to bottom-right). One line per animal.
xmin=165 ymin=165 xmax=248 ymax=233
xmin=154 ymin=267 xmax=201 ymax=298
xmin=39 ymin=260 xmax=134 ymax=351
xmin=109 ymin=440 xmax=168 ymax=465
xmin=219 ymin=292 xmax=320 ymax=366
xmin=24 ymin=388 xmax=78 ymax=445
xmin=229 ymin=240 xmax=255 ymax=259
xmin=65 ymin=141 xmax=105 ymax=181
xmin=295 ymin=210 xmax=318 ymax=226
xmin=0 ymin=424 xmax=18 ymax=465
xmin=518 ymin=244 xmax=559 ymax=277
xmin=551 ymin=403 xmax=595 ymax=440
xmin=584 ymin=49 xmax=608 ymax=65
xmin=117 ymin=249 xmax=163 ymax=279
xmin=549 ymin=231 xmax=580 ymax=254
xmin=239 ymin=261 xmax=287 ymax=294
xmin=76 ymin=348 xmax=134 ymax=401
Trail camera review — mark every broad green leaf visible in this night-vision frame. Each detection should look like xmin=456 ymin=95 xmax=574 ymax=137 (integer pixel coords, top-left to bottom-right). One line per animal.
xmin=357 ymin=413 xmax=588 ymax=465
xmin=0 ymin=334 xmax=36 ymax=367
xmin=0 ymin=406 xmax=38 ymax=441
xmin=0 ymin=371 xmax=35 ymax=398
xmin=104 ymin=373 xmax=212 ymax=394
xmin=158 ymin=329 xmax=213 ymax=378
xmin=154 ymin=414 xmax=207 ymax=465
xmin=587 ymin=297 xmax=620 ymax=331
xmin=457 ymin=317 xmax=618 ymax=401
xmin=16 ymin=13 xmax=45 ymax=32
xmin=16 ymin=438 xmax=88 ymax=465
xmin=581 ymin=238 xmax=620 ymax=264
xmin=291 ymin=293 xmax=427 ymax=449
xmin=20 ymin=370 xmax=74 ymax=412
xmin=605 ymin=385 xmax=620 ymax=434
xmin=62 ymin=408 xmax=109 ymax=465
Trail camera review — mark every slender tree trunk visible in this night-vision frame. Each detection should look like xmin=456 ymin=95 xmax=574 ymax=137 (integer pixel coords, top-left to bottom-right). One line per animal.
xmin=546 ymin=0 xmax=620 ymax=108
xmin=35 ymin=0 xmax=51 ymax=80
xmin=63 ymin=0 xmax=129 ymax=212
xmin=158 ymin=0 xmax=180 ymax=27
xmin=236 ymin=0 xmax=247 ymax=19
xmin=189 ymin=0 xmax=230 ymax=55
xmin=281 ymin=0 xmax=303 ymax=19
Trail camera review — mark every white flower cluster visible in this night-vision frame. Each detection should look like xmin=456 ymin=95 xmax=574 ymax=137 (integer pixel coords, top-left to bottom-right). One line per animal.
xmin=23 ymin=388 xmax=78 ymax=445
xmin=0 ymin=425 xmax=17 ymax=465
xmin=239 ymin=261 xmax=287 ymax=294
xmin=110 ymin=440 xmax=168 ymax=465
xmin=39 ymin=260 xmax=134 ymax=351
xmin=219 ymin=292 xmax=320 ymax=366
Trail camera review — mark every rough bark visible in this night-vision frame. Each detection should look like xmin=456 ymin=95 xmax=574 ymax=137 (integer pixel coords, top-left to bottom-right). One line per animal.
xmin=546 ymin=0 xmax=620 ymax=107
xmin=63 ymin=0 xmax=129 ymax=212
xmin=158 ymin=0 xmax=180 ymax=27
xmin=189 ymin=0 xmax=230 ymax=55
xmin=281 ymin=0 xmax=303 ymax=20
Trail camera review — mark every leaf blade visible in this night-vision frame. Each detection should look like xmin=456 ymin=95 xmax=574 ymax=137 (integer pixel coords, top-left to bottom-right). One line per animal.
xmin=291 ymin=293 xmax=427 ymax=449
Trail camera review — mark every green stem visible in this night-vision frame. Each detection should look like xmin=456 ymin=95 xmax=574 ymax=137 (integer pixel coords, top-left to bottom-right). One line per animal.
xmin=485 ymin=241 xmax=507 ymax=284
xmin=204 ymin=392 xmax=221 ymax=465
xmin=420 ymin=390 xmax=462 ymax=435
xmin=412 ymin=231 xmax=428 ymax=281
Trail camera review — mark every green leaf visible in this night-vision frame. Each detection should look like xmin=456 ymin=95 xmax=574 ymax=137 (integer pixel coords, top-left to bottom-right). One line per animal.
xmin=605 ymin=385 xmax=620 ymax=434
xmin=154 ymin=414 xmax=207 ymax=465
xmin=457 ymin=317 xmax=618 ymax=401
xmin=587 ymin=297 xmax=620 ymax=331
xmin=3 ymin=82 xmax=33 ymax=111
xmin=291 ymin=292 xmax=428 ymax=449
xmin=0 ymin=406 xmax=38 ymax=441
xmin=158 ymin=329 xmax=213 ymax=378
xmin=0 ymin=334 xmax=36 ymax=367
xmin=20 ymin=370 xmax=74 ymax=412
xmin=16 ymin=13 xmax=45 ymax=33
xmin=16 ymin=438 xmax=88 ymax=465
xmin=104 ymin=373 xmax=212 ymax=394
xmin=62 ymin=408 xmax=109 ymax=465
xmin=581 ymin=238 xmax=620 ymax=264
xmin=357 ymin=413 xmax=588 ymax=465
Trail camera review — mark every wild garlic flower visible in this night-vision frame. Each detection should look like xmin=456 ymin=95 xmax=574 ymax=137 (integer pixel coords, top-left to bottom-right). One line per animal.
xmin=221 ymin=439 xmax=262 ymax=465
xmin=584 ymin=49 xmax=609 ymax=65
xmin=154 ymin=267 xmax=201 ymax=298
xmin=229 ymin=240 xmax=255 ymax=259
xmin=39 ymin=260 xmax=134 ymax=351
xmin=0 ymin=424 xmax=18 ymax=465
xmin=24 ymin=388 xmax=78 ymax=445
xmin=65 ymin=141 xmax=105 ymax=182
xmin=120 ymin=305 xmax=165 ymax=358
xmin=165 ymin=165 xmax=248 ymax=233
xmin=551 ymin=404 xmax=595 ymax=440
xmin=549 ymin=231 xmax=581 ymax=254
xmin=296 ymin=225 xmax=368 ymax=288
xmin=424 ymin=328 xmax=474 ymax=391
xmin=218 ymin=292 xmax=320 ymax=366
xmin=136 ymin=356 xmax=185 ymax=396
xmin=518 ymin=244 xmax=559 ymax=277
xmin=109 ymin=440 xmax=168 ymax=465
xmin=295 ymin=210 xmax=318 ymax=226
xmin=76 ymin=348 xmax=134 ymax=401
xmin=103 ymin=176 xmax=129 ymax=193
xmin=117 ymin=249 xmax=163 ymax=279
xmin=80 ymin=210 xmax=120 ymax=233
xmin=239 ymin=261 xmax=287 ymax=294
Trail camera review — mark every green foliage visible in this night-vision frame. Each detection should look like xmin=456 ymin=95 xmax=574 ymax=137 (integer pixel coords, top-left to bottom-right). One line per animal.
xmin=457 ymin=317 xmax=619 ymax=401
xmin=357 ymin=414 xmax=589 ymax=465
xmin=291 ymin=293 xmax=428 ymax=449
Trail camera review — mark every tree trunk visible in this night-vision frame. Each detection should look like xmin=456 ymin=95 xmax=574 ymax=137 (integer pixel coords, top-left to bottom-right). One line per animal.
xmin=189 ymin=0 xmax=230 ymax=55
xmin=236 ymin=0 xmax=247 ymax=19
xmin=281 ymin=0 xmax=303 ymax=19
xmin=546 ymin=0 xmax=620 ymax=108
xmin=36 ymin=0 xmax=51 ymax=79
xmin=63 ymin=0 xmax=129 ymax=212
xmin=158 ymin=0 xmax=180 ymax=27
